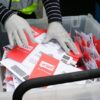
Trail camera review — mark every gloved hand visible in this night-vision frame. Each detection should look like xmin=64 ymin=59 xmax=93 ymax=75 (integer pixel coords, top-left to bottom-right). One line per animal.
xmin=5 ymin=14 xmax=34 ymax=48
xmin=43 ymin=22 xmax=79 ymax=55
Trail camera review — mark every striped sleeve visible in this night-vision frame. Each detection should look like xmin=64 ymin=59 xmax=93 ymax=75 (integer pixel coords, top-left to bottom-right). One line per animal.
xmin=42 ymin=0 xmax=62 ymax=23
xmin=0 ymin=3 xmax=15 ymax=25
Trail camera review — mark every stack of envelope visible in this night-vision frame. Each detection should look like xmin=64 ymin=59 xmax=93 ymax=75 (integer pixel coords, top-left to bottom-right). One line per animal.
xmin=0 ymin=26 xmax=84 ymax=91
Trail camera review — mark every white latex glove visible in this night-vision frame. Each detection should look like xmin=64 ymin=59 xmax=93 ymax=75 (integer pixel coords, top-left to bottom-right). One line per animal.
xmin=43 ymin=22 xmax=79 ymax=55
xmin=5 ymin=14 xmax=34 ymax=48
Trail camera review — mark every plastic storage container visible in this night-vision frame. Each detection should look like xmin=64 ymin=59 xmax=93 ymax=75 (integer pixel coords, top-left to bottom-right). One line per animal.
xmin=0 ymin=15 xmax=100 ymax=100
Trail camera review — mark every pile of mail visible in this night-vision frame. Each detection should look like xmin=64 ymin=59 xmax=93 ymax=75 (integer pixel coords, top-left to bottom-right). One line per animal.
xmin=0 ymin=26 xmax=98 ymax=91
xmin=75 ymin=31 xmax=100 ymax=69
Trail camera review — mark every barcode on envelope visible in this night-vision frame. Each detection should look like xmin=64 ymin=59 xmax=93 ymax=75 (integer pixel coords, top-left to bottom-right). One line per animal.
xmin=61 ymin=55 xmax=70 ymax=64
xmin=11 ymin=65 xmax=28 ymax=78
xmin=62 ymin=55 xmax=70 ymax=60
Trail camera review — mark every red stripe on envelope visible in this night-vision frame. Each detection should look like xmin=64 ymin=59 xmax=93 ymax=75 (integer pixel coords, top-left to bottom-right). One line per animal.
xmin=29 ymin=53 xmax=59 ymax=79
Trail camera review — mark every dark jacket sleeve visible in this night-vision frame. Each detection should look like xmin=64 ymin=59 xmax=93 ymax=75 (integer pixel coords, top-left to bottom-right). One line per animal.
xmin=0 ymin=3 xmax=15 ymax=25
xmin=42 ymin=0 xmax=62 ymax=23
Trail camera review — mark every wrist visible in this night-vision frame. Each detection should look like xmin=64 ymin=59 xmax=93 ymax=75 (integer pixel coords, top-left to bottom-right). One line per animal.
xmin=3 ymin=10 xmax=16 ymax=25
xmin=4 ymin=13 xmax=17 ymax=26
xmin=49 ymin=21 xmax=63 ymax=28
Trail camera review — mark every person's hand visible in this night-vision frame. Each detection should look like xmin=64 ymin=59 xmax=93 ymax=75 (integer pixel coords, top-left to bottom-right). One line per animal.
xmin=43 ymin=22 xmax=79 ymax=55
xmin=5 ymin=14 xmax=34 ymax=48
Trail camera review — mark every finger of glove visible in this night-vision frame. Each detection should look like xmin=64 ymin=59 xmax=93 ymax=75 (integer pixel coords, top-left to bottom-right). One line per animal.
xmin=67 ymin=38 xmax=79 ymax=55
xmin=25 ymin=27 xmax=35 ymax=43
xmin=42 ymin=34 xmax=53 ymax=43
xmin=58 ymin=39 xmax=70 ymax=54
xmin=8 ymin=32 xmax=15 ymax=47
xmin=13 ymin=31 xmax=23 ymax=47
xmin=18 ymin=29 xmax=28 ymax=46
